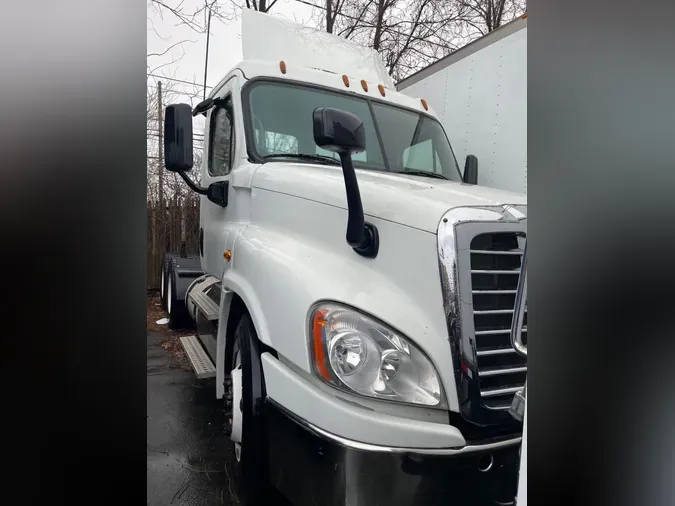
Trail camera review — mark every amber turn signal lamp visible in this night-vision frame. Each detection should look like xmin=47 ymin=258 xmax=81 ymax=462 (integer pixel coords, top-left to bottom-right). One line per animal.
xmin=312 ymin=310 xmax=331 ymax=381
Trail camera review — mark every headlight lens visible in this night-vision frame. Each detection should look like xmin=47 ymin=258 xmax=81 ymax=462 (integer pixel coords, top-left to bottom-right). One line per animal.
xmin=310 ymin=303 xmax=441 ymax=406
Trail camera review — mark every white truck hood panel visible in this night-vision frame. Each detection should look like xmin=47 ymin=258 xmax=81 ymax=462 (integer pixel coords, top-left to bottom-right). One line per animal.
xmin=252 ymin=163 xmax=527 ymax=233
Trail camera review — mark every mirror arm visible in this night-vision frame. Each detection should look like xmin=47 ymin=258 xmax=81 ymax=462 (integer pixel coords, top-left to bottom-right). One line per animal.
xmin=338 ymin=152 xmax=379 ymax=258
xmin=176 ymin=170 xmax=229 ymax=208
xmin=177 ymin=170 xmax=208 ymax=195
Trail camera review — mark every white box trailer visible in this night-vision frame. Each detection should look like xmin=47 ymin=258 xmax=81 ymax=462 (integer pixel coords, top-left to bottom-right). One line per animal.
xmin=397 ymin=15 xmax=527 ymax=195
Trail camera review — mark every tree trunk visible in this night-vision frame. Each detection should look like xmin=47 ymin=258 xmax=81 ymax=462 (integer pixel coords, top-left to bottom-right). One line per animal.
xmin=326 ymin=0 xmax=334 ymax=33
xmin=372 ymin=0 xmax=386 ymax=50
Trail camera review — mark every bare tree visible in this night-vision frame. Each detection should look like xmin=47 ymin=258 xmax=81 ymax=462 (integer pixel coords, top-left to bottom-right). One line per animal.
xmin=243 ymin=0 xmax=279 ymax=12
xmin=376 ymin=0 xmax=466 ymax=81
xmin=149 ymin=0 xmax=237 ymax=34
xmin=321 ymin=0 xmax=372 ymax=36
xmin=150 ymin=0 xmax=210 ymax=32
xmin=313 ymin=0 xmax=467 ymax=81
xmin=219 ymin=0 xmax=280 ymax=17
xmin=457 ymin=0 xmax=526 ymax=36
xmin=312 ymin=0 xmax=528 ymax=80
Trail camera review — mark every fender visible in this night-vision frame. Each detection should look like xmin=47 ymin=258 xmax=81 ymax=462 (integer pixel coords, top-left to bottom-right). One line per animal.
xmin=219 ymin=203 xmax=460 ymax=413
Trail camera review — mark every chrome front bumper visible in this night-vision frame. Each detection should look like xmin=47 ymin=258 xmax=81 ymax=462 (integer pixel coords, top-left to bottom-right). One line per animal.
xmin=266 ymin=400 xmax=521 ymax=506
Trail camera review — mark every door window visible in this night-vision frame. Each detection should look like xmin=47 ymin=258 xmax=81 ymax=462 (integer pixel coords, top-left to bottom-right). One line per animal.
xmin=208 ymin=97 xmax=235 ymax=176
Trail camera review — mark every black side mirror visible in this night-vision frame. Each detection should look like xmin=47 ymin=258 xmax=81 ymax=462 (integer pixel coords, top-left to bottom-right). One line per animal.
xmin=313 ymin=107 xmax=366 ymax=154
xmin=164 ymin=104 xmax=194 ymax=172
xmin=463 ymin=154 xmax=478 ymax=185
xmin=313 ymin=107 xmax=378 ymax=258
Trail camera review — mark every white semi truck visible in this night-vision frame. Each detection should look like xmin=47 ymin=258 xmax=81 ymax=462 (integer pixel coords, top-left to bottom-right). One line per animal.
xmin=396 ymin=15 xmax=527 ymax=195
xmin=161 ymin=10 xmax=527 ymax=505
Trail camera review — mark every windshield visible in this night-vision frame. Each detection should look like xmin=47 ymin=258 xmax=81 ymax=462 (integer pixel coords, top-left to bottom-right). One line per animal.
xmin=244 ymin=80 xmax=463 ymax=182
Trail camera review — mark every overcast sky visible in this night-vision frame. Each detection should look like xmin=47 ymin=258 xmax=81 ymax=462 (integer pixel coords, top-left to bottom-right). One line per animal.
xmin=147 ymin=0 xmax=320 ymax=144
xmin=148 ymin=1 xmax=316 ymax=96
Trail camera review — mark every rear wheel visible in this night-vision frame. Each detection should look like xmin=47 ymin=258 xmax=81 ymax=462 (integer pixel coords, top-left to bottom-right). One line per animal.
xmin=227 ymin=313 xmax=270 ymax=505
xmin=160 ymin=254 xmax=172 ymax=310
xmin=160 ymin=268 xmax=166 ymax=309
xmin=167 ymin=271 xmax=174 ymax=323
xmin=167 ymin=270 xmax=185 ymax=329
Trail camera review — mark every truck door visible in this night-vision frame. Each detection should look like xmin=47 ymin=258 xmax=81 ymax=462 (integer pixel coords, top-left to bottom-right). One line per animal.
xmin=201 ymin=77 xmax=240 ymax=280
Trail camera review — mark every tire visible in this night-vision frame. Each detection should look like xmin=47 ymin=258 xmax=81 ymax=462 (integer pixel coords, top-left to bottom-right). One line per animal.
xmin=167 ymin=269 xmax=186 ymax=329
xmin=228 ymin=313 xmax=270 ymax=505
xmin=160 ymin=265 xmax=167 ymax=310
xmin=160 ymin=254 xmax=175 ymax=310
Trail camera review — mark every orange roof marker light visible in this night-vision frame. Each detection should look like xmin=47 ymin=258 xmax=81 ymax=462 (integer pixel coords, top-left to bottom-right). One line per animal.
xmin=421 ymin=98 xmax=429 ymax=111
xmin=378 ymin=84 xmax=386 ymax=97
xmin=342 ymin=74 xmax=350 ymax=87
xmin=361 ymin=79 xmax=368 ymax=92
xmin=224 ymin=250 xmax=232 ymax=261
xmin=279 ymin=60 xmax=287 ymax=74
xmin=521 ymin=13 xmax=527 ymax=19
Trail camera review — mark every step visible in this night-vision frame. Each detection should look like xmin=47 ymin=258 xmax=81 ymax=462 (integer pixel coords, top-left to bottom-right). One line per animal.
xmin=179 ymin=335 xmax=216 ymax=379
xmin=189 ymin=291 xmax=220 ymax=321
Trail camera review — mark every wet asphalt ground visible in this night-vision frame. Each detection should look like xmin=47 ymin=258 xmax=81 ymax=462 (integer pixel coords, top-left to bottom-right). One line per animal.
xmin=147 ymin=330 xmax=238 ymax=505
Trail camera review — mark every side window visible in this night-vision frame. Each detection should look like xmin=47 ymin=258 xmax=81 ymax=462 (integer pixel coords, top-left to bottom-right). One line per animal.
xmin=208 ymin=98 xmax=235 ymax=176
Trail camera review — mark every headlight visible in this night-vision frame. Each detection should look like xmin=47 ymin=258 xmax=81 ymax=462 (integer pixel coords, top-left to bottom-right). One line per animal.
xmin=309 ymin=303 xmax=442 ymax=406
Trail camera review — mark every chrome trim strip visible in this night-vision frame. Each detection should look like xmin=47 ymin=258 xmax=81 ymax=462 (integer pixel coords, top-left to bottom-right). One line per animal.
xmin=471 ymin=269 xmax=521 ymax=275
xmin=481 ymin=386 xmax=522 ymax=398
xmin=476 ymin=327 xmax=527 ymax=336
xmin=474 ymin=309 xmax=515 ymax=315
xmin=473 ymin=290 xmax=517 ymax=295
xmin=480 ymin=366 xmax=527 ymax=377
xmin=268 ymin=398 xmax=521 ymax=455
xmin=510 ymin=241 xmax=528 ymax=358
xmin=470 ymin=249 xmax=523 ymax=256
xmin=477 ymin=348 xmax=517 ymax=357
xmin=476 ymin=329 xmax=511 ymax=335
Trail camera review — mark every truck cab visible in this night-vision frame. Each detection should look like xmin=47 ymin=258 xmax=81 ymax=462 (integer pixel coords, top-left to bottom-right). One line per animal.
xmin=163 ymin=10 xmax=527 ymax=506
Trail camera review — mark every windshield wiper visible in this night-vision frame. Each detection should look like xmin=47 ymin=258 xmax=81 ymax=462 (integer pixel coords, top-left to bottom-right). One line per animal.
xmin=399 ymin=169 xmax=449 ymax=180
xmin=262 ymin=153 xmax=341 ymax=165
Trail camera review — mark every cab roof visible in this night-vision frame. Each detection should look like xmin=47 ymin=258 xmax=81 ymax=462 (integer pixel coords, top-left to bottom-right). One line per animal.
xmin=209 ymin=60 xmax=435 ymax=119
xmin=207 ymin=10 xmax=435 ymax=118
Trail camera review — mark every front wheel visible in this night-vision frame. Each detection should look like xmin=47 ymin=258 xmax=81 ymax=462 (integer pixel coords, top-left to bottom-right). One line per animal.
xmin=227 ymin=313 xmax=270 ymax=505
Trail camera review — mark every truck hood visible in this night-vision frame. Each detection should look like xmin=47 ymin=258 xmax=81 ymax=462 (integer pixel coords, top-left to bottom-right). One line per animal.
xmin=252 ymin=163 xmax=527 ymax=233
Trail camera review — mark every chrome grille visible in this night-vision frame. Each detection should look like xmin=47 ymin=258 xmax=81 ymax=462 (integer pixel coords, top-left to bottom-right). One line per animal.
xmin=470 ymin=232 xmax=527 ymax=410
